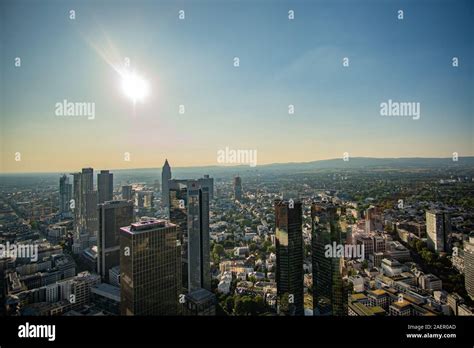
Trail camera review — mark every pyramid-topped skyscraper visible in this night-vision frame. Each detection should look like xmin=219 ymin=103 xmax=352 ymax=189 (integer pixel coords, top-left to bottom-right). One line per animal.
xmin=161 ymin=159 xmax=172 ymax=210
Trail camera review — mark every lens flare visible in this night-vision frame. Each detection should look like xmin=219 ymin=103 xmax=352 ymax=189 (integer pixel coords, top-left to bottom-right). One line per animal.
xmin=121 ymin=71 xmax=149 ymax=103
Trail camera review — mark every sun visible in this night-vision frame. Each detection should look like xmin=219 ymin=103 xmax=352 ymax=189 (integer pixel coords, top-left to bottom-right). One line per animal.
xmin=121 ymin=71 xmax=149 ymax=104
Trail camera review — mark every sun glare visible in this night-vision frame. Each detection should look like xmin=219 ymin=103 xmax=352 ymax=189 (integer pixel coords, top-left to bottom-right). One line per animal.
xmin=121 ymin=71 xmax=149 ymax=103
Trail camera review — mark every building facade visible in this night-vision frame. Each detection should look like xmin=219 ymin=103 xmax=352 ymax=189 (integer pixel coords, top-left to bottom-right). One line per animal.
xmin=312 ymin=202 xmax=348 ymax=316
xmin=426 ymin=210 xmax=451 ymax=253
xmin=234 ymin=176 xmax=242 ymax=201
xmin=97 ymin=200 xmax=134 ymax=283
xmin=120 ymin=219 xmax=182 ymax=315
xmin=169 ymin=179 xmax=211 ymax=293
xmin=464 ymin=232 xmax=474 ymax=300
xmin=97 ymin=170 xmax=113 ymax=204
xmin=275 ymin=199 xmax=304 ymax=316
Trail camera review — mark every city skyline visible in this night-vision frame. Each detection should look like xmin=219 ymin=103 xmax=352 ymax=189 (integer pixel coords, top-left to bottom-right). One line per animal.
xmin=1 ymin=0 xmax=473 ymax=173
xmin=1 ymin=146 xmax=473 ymax=321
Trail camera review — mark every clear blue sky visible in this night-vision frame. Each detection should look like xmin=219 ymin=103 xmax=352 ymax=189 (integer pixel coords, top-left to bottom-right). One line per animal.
xmin=1 ymin=0 xmax=473 ymax=172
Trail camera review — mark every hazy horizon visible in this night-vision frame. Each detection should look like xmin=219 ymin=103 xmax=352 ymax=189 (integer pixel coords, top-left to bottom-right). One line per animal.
xmin=1 ymin=155 xmax=474 ymax=175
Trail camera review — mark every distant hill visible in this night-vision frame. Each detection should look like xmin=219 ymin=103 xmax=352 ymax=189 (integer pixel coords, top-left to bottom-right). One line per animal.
xmin=1 ymin=157 xmax=473 ymax=180
xmin=256 ymin=156 xmax=474 ymax=172
xmin=113 ymin=157 xmax=474 ymax=179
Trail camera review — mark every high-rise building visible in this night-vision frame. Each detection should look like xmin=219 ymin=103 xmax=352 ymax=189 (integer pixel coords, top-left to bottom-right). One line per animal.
xmin=71 ymin=172 xmax=83 ymax=252
xmin=169 ymin=179 xmax=211 ymax=293
xmin=234 ymin=176 xmax=242 ymax=201
xmin=97 ymin=200 xmax=134 ymax=283
xmin=373 ymin=235 xmax=386 ymax=253
xmin=274 ymin=199 xmax=304 ymax=316
xmin=70 ymin=272 xmax=101 ymax=310
xmin=312 ymin=202 xmax=348 ymax=316
xmin=121 ymin=185 xmax=133 ymax=201
xmin=161 ymin=159 xmax=172 ymax=210
xmin=59 ymin=174 xmax=72 ymax=218
xmin=426 ymin=210 xmax=451 ymax=253
xmin=356 ymin=236 xmax=374 ymax=260
xmin=464 ymin=232 xmax=474 ymax=300
xmin=135 ymin=190 xmax=154 ymax=209
xmin=201 ymin=175 xmax=214 ymax=200
xmin=120 ymin=219 xmax=182 ymax=315
xmin=84 ymin=191 xmax=99 ymax=244
xmin=71 ymin=168 xmax=98 ymax=253
xmin=365 ymin=206 xmax=375 ymax=234
xmin=98 ymin=170 xmax=113 ymax=204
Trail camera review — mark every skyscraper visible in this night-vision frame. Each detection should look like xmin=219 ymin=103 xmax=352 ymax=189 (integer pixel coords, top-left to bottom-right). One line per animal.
xmin=169 ymin=178 xmax=211 ymax=293
xmin=97 ymin=200 xmax=134 ymax=283
xmin=201 ymin=175 xmax=214 ymax=200
xmin=426 ymin=210 xmax=452 ymax=253
xmin=81 ymin=167 xmax=94 ymax=192
xmin=120 ymin=219 xmax=182 ymax=315
xmin=98 ymin=170 xmax=113 ymax=204
xmin=365 ymin=206 xmax=375 ymax=234
xmin=71 ymin=168 xmax=98 ymax=253
xmin=135 ymin=190 xmax=154 ymax=209
xmin=464 ymin=232 xmax=474 ymax=300
xmin=59 ymin=174 xmax=72 ymax=219
xmin=121 ymin=185 xmax=133 ymax=201
xmin=84 ymin=191 xmax=99 ymax=244
xmin=274 ymin=199 xmax=304 ymax=316
xmin=312 ymin=202 xmax=348 ymax=316
xmin=71 ymin=172 xmax=83 ymax=252
xmin=234 ymin=176 xmax=242 ymax=201
xmin=161 ymin=159 xmax=172 ymax=210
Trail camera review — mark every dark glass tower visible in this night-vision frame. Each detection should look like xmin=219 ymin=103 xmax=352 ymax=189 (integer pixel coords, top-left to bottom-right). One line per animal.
xmin=98 ymin=170 xmax=113 ymax=204
xmin=71 ymin=168 xmax=97 ymax=253
xmin=120 ymin=219 xmax=182 ymax=315
xmin=97 ymin=200 xmax=134 ymax=282
xmin=233 ymin=176 xmax=242 ymax=201
xmin=121 ymin=185 xmax=133 ymax=201
xmin=311 ymin=202 xmax=348 ymax=316
xmin=274 ymin=199 xmax=304 ymax=316
xmin=169 ymin=179 xmax=211 ymax=293
xmin=59 ymin=174 xmax=72 ymax=218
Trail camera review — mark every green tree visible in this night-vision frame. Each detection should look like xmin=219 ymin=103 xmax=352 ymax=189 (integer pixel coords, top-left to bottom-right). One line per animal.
xmin=278 ymin=293 xmax=290 ymax=315
xmin=213 ymin=244 xmax=225 ymax=256
xmin=234 ymin=296 xmax=245 ymax=315
xmin=225 ymin=296 xmax=235 ymax=314
xmin=224 ymin=240 xmax=235 ymax=249
xmin=234 ymin=295 xmax=266 ymax=316
xmin=262 ymin=240 xmax=272 ymax=250
xmin=30 ymin=221 xmax=39 ymax=230
xmin=267 ymin=246 xmax=276 ymax=254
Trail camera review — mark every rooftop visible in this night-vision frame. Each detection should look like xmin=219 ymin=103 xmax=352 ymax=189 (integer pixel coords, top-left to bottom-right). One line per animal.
xmin=186 ymin=288 xmax=216 ymax=304
xmin=392 ymin=300 xmax=411 ymax=309
xmin=370 ymin=306 xmax=386 ymax=314
xmin=91 ymin=283 xmax=120 ymax=301
xmin=121 ymin=219 xmax=176 ymax=234
xmin=371 ymin=289 xmax=387 ymax=296
xmin=351 ymin=293 xmax=367 ymax=301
